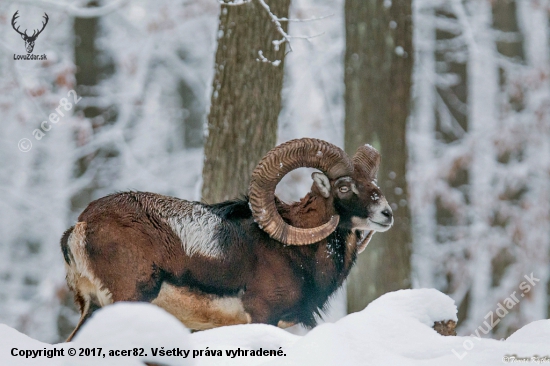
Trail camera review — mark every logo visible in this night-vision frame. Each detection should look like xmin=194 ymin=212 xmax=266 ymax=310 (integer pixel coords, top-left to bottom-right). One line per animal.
xmin=11 ymin=10 xmax=48 ymax=54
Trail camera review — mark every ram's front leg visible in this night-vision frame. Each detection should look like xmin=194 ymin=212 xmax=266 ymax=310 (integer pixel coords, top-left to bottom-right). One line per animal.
xmin=242 ymin=282 xmax=301 ymax=327
xmin=243 ymin=302 xmax=296 ymax=328
xmin=241 ymin=299 xmax=279 ymax=326
xmin=152 ymin=282 xmax=251 ymax=330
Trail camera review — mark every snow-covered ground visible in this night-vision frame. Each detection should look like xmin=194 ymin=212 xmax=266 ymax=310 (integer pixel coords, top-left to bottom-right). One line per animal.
xmin=1 ymin=289 xmax=548 ymax=366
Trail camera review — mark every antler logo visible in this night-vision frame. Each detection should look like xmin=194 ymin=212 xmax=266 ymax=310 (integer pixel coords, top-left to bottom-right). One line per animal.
xmin=11 ymin=11 xmax=49 ymax=54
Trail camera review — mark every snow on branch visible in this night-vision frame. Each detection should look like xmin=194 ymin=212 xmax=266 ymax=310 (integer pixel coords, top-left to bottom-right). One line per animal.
xmin=218 ymin=0 xmax=252 ymax=6
xmin=278 ymin=14 xmax=334 ymax=22
xmin=219 ymin=0 xmax=326 ymax=61
xmin=256 ymin=50 xmax=281 ymax=66
xmin=256 ymin=0 xmax=293 ymax=52
xmin=256 ymin=0 xmax=327 ymax=64
xmin=450 ymin=0 xmax=479 ymax=54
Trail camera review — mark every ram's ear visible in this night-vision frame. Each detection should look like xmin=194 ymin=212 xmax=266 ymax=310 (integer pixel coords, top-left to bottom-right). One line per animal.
xmin=312 ymin=172 xmax=331 ymax=198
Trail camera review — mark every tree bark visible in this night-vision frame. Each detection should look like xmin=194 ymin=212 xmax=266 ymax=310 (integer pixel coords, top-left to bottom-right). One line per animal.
xmin=344 ymin=0 xmax=413 ymax=313
xmin=59 ymin=2 xmax=107 ymax=341
xmin=201 ymin=0 xmax=290 ymax=204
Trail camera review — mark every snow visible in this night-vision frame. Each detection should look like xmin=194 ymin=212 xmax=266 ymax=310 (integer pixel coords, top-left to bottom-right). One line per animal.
xmin=69 ymin=303 xmax=194 ymax=366
xmin=506 ymin=319 xmax=550 ymax=344
xmin=1 ymin=289 xmax=549 ymax=366
xmin=0 ymin=324 xmax=53 ymax=366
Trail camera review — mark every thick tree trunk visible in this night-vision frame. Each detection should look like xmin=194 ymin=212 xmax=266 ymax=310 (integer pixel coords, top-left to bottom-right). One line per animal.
xmin=72 ymin=4 xmax=103 ymax=210
xmin=201 ymin=0 xmax=290 ymax=204
xmin=344 ymin=0 xmax=413 ymax=313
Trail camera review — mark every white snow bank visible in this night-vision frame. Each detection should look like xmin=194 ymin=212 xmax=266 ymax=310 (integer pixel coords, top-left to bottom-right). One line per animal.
xmin=507 ymin=319 xmax=550 ymax=344
xmin=68 ymin=302 xmax=194 ymax=366
xmin=1 ymin=303 xmax=194 ymax=366
xmin=1 ymin=289 xmax=549 ymax=366
xmin=0 ymin=324 xmax=56 ymax=366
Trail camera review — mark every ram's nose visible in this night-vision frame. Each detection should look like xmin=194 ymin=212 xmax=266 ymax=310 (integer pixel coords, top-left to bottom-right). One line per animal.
xmin=378 ymin=204 xmax=393 ymax=226
xmin=370 ymin=201 xmax=393 ymax=231
xmin=381 ymin=207 xmax=393 ymax=222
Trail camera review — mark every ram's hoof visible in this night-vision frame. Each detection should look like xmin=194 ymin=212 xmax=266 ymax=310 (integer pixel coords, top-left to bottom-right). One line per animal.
xmin=277 ymin=320 xmax=296 ymax=329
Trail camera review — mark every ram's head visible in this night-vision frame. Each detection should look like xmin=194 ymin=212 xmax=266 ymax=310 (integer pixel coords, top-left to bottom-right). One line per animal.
xmin=249 ymin=138 xmax=393 ymax=249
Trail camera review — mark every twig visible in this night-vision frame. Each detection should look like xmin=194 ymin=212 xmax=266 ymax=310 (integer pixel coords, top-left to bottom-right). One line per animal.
xmin=231 ymin=0 xmax=327 ymax=60
xmin=450 ymin=0 xmax=479 ymax=55
xmin=256 ymin=0 xmax=292 ymax=52
xmin=219 ymin=0 xmax=252 ymax=6
xmin=278 ymin=14 xmax=334 ymax=22
xmin=256 ymin=50 xmax=281 ymax=66
xmin=288 ymin=32 xmax=325 ymax=41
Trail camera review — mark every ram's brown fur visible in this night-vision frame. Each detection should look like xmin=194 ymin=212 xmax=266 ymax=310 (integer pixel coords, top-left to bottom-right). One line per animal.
xmin=61 ymin=139 xmax=392 ymax=341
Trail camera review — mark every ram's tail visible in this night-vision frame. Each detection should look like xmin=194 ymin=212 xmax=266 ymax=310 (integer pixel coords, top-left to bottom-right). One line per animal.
xmin=60 ymin=222 xmax=109 ymax=341
xmin=60 ymin=226 xmax=74 ymax=265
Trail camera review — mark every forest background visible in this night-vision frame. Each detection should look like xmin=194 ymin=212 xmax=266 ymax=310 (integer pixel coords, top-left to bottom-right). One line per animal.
xmin=0 ymin=0 xmax=548 ymax=343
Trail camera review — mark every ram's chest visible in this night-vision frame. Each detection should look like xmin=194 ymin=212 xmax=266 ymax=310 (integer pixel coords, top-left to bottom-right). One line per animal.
xmin=314 ymin=230 xmax=357 ymax=288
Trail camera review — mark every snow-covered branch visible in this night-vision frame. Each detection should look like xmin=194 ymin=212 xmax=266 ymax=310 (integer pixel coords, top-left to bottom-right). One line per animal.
xmin=256 ymin=0 xmax=293 ymax=52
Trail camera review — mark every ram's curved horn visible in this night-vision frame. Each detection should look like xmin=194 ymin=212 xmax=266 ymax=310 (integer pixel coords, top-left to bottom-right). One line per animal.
xmin=249 ymin=138 xmax=353 ymax=245
xmin=352 ymin=144 xmax=380 ymax=179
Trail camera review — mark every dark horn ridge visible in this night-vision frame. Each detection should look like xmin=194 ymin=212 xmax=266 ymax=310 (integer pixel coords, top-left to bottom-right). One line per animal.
xmin=249 ymin=138 xmax=353 ymax=245
xmin=353 ymin=144 xmax=381 ymax=179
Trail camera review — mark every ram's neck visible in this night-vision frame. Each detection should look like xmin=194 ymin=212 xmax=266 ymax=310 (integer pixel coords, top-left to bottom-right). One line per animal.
xmin=277 ymin=192 xmax=335 ymax=228
xmin=276 ymin=192 xmax=358 ymax=299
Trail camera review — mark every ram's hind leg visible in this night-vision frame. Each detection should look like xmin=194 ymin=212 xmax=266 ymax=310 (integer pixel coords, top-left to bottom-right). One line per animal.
xmin=66 ymin=294 xmax=101 ymax=342
xmin=152 ymin=282 xmax=251 ymax=330
xmin=64 ymin=273 xmax=107 ymax=341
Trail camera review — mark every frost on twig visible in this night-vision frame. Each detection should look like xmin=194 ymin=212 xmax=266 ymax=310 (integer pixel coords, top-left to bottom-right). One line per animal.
xmin=255 ymin=0 xmax=328 ymax=63
xmin=256 ymin=50 xmax=281 ymax=66
xmin=219 ymin=0 xmax=329 ymax=63
xmin=278 ymin=14 xmax=334 ymax=22
xmin=218 ymin=0 xmax=252 ymax=6
xmin=256 ymin=0 xmax=292 ymax=52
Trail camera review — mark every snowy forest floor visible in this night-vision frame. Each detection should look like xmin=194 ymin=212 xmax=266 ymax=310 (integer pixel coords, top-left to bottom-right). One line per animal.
xmin=1 ymin=289 xmax=548 ymax=366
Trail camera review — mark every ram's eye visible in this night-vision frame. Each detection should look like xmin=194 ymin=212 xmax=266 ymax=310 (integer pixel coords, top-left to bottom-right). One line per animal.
xmin=339 ymin=186 xmax=350 ymax=193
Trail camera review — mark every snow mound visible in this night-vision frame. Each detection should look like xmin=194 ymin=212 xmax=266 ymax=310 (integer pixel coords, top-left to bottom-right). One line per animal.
xmin=0 ymin=324 xmax=55 ymax=366
xmin=192 ymin=324 xmax=299 ymax=366
xmin=506 ymin=319 xmax=550 ymax=344
xmin=1 ymin=289 xmax=549 ymax=366
xmin=356 ymin=288 xmax=458 ymax=326
xmin=69 ymin=302 xmax=194 ymax=366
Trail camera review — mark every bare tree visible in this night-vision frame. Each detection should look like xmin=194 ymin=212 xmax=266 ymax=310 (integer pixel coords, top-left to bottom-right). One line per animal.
xmin=202 ymin=0 xmax=291 ymax=203
xmin=409 ymin=0 xmax=550 ymax=337
xmin=344 ymin=0 xmax=413 ymax=313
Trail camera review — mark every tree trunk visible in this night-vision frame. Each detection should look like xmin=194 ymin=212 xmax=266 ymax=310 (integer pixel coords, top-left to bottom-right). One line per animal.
xmin=71 ymin=1 xmax=117 ymax=212
xmin=201 ymin=0 xmax=290 ymax=204
xmin=59 ymin=2 xmax=113 ymax=341
xmin=344 ymin=0 xmax=413 ymax=313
